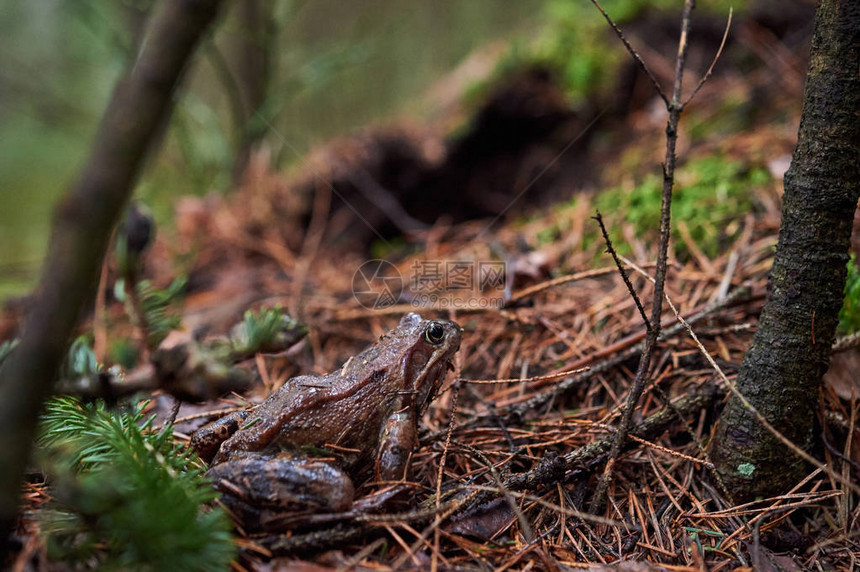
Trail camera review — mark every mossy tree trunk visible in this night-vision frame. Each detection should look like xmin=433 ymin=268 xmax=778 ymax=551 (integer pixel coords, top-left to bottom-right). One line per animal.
xmin=711 ymin=0 xmax=860 ymax=501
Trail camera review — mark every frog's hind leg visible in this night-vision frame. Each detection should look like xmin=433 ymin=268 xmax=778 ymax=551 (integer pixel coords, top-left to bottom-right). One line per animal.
xmin=206 ymin=453 xmax=355 ymax=531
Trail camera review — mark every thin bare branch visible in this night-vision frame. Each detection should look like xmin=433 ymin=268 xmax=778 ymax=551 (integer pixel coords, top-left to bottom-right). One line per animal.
xmin=683 ymin=8 xmax=734 ymax=108
xmin=624 ymin=260 xmax=860 ymax=500
xmin=456 ymin=367 xmax=587 ymax=386
xmin=505 ymin=265 xmax=655 ymax=307
xmin=590 ymin=0 xmax=669 ymax=105
xmin=593 ymin=211 xmax=651 ymax=332
xmin=0 ymin=0 xmax=226 ymax=546
xmin=589 ymin=0 xmax=697 ymax=514
xmin=432 ymin=383 xmax=460 ymax=572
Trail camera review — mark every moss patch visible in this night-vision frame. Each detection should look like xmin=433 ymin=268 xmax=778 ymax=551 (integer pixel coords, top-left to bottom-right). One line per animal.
xmin=574 ymin=156 xmax=771 ymax=261
xmin=838 ymin=254 xmax=860 ymax=335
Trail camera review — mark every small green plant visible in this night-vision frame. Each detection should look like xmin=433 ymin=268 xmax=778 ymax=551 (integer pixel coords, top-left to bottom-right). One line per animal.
xmin=38 ymin=396 xmax=235 ymax=570
xmin=108 ymin=337 xmax=139 ymax=371
xmin=138 ymin=276 xmax=187 ymax=346
xmin=230 ymin=306 xmax=308 ymax=358
xmin=59 ymin=335 xmax=100 ymax=380
xmin=838 ymin=254 xmax=860 ymax=334
xmin=0 ymin=338 xmax=18 ymax=364
xmin=115 ymin=276 xmax=187 ymax=348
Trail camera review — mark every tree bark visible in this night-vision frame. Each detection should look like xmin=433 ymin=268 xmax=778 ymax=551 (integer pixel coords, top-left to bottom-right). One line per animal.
xmin=0 ymin=0 xmax=226 ymax=554
xmin=711 ymin=0 xmax=860 ymax=501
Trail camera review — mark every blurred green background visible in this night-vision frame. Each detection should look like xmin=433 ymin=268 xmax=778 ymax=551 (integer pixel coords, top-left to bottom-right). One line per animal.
xmin=0 ymin=0 xmax=544 ymax=301
xmin=0 ymin=0 xmax=744 ymax=302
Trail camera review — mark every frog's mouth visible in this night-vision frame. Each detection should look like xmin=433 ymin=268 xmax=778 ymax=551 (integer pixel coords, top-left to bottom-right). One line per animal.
xmin=413 ymin=358 xmax=450 ymax=411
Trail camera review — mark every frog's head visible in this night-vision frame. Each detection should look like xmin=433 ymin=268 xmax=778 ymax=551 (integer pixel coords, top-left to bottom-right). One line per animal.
xmin=347 ymin=313 xmax=461 ymax=413
xmin=395 ymin=313 xmax=461 ymax=415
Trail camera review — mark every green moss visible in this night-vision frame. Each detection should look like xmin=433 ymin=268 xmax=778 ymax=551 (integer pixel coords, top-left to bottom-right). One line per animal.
xmin=370 ymin=236 xmax=411 ymax=261
xmin=838 ymin=254 xmax=860 ymax=334
xmin=592 ymin=157 xmax=771 ymax=260
xmin=538 ymin=158 xmax=770 ymax=265
xmin=536 ymin=225 xmax=561 ymax=245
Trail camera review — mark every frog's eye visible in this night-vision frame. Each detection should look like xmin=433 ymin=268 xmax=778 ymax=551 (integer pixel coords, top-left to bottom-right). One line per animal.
xmin=425 ymin=322 xmax=445 ymax=345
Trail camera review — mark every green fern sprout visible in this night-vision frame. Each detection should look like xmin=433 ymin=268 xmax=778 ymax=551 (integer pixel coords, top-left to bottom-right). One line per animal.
xmin=135 ymin=276 xmax=187 ymax=347
xmin=229 ymin=306 xmax=308 ymax=359
xmin=59 ymin=336 xmax=100 ymax=380
xmin=38 ymin=397 xmax=235 ymax=570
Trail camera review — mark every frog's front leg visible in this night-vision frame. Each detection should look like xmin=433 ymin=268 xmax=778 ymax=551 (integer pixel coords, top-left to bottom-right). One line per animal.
xmin=212 ymin=414 xmax=284 ymax=464
xmin=207 ymin=453 xmax=355 ymax=531
xmin=375 ymin=409 xmax=418 ymax=481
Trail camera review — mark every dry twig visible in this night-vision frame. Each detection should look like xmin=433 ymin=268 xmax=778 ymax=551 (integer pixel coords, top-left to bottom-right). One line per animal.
xmin=588 ymin=0 xmax=730 ymax=514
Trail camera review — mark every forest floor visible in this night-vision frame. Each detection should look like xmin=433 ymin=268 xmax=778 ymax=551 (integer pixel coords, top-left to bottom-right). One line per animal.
xmin=7 ymin=6 xmax=860 ymax=571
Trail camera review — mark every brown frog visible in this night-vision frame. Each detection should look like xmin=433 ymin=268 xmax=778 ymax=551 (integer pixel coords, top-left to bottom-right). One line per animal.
xmin=191 ymin=313 xmax=461 ymax=529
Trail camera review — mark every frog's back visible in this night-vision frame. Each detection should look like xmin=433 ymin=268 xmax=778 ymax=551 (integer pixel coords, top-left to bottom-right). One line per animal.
xmin=254 ymin=369 xmax=396 ymax=458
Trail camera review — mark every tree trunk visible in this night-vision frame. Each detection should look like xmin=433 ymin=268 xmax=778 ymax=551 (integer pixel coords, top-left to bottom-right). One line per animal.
xmin=231 ymin=0 xmax=274 ymax=183
xmin=0 ymin=0 xmax=226 ymax=554
xmin=711 ymin=0 xmax=860 ymax=501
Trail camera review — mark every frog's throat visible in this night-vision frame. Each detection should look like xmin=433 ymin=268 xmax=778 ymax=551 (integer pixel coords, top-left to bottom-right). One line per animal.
xmin=406 ymin=349 xmax=450 ymax=410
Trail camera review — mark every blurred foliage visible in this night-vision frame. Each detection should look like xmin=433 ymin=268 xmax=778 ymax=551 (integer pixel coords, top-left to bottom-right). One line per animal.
xmin=114 ymin=276 xmax=187 ymax=348
xmin=0 ymin=335 xmax=99 ymax=379
xmin=0 ymin=1 xmax=128 ymax=298
xmin=59 ymin=335 xmax=101 ymax=380
xmin=838 ymin=255 xmax=860 ymax=335
xmin=687 ymin=91 xmax=755 ymax=143
xmin=137 ymin=277 xmax=187 ymax=347
xmin=229 ymin=306 xmax=308 ymax=357
xmin=0 ymin=0 xmax=542 ymax=300
xmin=108 ymin=337 xmax=140 ymax=371
xmin=37 ymin=396 xmax=235 ymax=570
xmin=480 ymin=0 xmax=743 ymax=107
xmin=0 ymin=338 xmax=19 ymax=364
